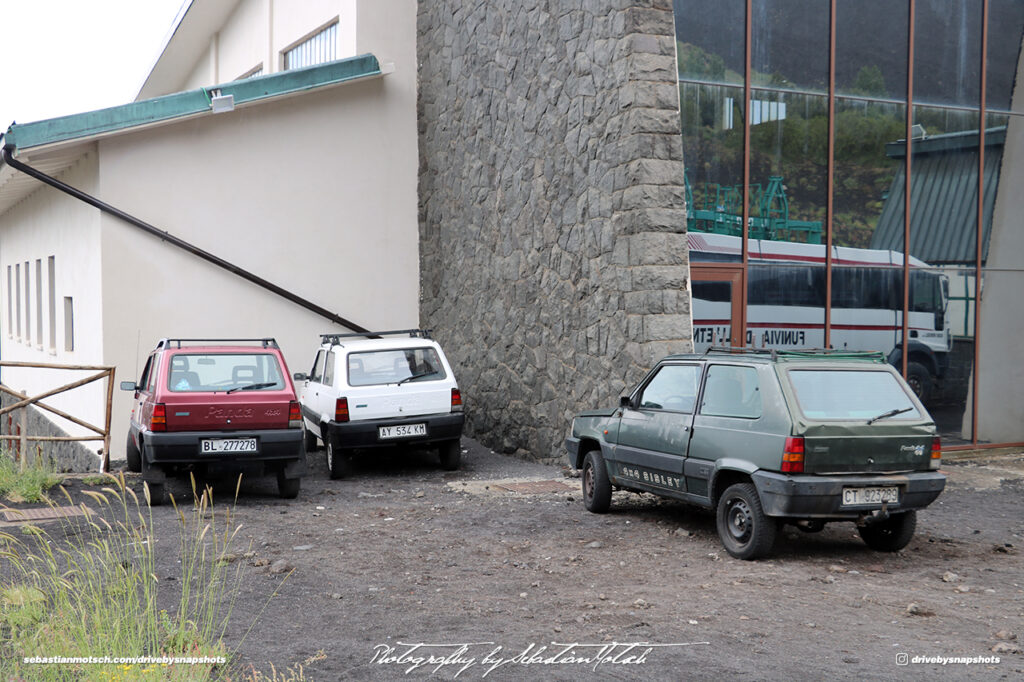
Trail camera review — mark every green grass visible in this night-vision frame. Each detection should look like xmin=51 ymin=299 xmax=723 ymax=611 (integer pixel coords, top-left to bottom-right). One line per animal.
xmin=0 ymin=473 xmax=290 ymax=681
xmin=0 ymin=453 xmax=63 ymax=503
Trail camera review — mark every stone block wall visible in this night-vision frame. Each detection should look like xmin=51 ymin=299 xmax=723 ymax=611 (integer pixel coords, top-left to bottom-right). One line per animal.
xmin=0 ymin=390 xmax=100 ymax=472
xmin=417 ymin=0 xmax=691 ymax=462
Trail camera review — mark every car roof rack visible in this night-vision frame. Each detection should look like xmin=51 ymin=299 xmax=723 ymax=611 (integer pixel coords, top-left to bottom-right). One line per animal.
xmin=773 ymin=349 xmax=887 ymax=363
xmin=320 ymin=329 xmax=433 ymax=345
xmin=704 ymin=346 xmax=777 ymax=358
xmin=155 ymin=338 xmax=279 ymax=349
xmin=703 ymin=346 xmax=886 ymax=363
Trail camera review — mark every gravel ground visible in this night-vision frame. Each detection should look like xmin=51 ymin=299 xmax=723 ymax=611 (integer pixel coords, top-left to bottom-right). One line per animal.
xmin=5 ymin=441 xmax=1024 ymax=680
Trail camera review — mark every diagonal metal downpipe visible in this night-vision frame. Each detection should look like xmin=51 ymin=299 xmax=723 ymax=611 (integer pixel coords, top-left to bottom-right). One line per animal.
xmin=1 ymin=144 xmax=369 ymax=334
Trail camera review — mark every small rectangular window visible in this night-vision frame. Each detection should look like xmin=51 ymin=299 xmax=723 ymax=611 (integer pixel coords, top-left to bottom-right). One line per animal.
xmin=35 ymin=259 xmax=42 ymax=346
xmin=63 ymin=296 xmax=74 ymax=352
xmin=47 ymin=257 xmax=56 ymax=351
xmin=6 ymin=266 xmax=11 ymax=337
xmin=282 ymin=21 xmax=337 ymax=70
xmin=24 ymin=261 xmax=30 ymax=344
xmin=15 ymin=263 xmax=21 ymax=339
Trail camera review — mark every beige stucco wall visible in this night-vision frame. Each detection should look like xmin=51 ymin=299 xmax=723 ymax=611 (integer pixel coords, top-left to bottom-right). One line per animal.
xmin=99 ymin=2 xmax=419 ymax=463
xmin=0 ymin=150 xmax=108 ymax=453
xmin=183 ymin=42 xmax=218 ymax=92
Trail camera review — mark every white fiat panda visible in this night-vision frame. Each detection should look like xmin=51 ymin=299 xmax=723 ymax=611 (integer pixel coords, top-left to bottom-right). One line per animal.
xmin=293 ymin=330 xmax=464 ymax=478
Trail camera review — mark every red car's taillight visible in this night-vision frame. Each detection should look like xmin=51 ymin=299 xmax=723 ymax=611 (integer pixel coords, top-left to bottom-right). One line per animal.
xmin=288 ymin=400 xmax=302 ymax=428
xmin=451 ymin=388 xmax=463 ymax=412
xmin=781 ymin=436 xmax=804 ymax=473
xmin=335 ymin=397 xmax=349 ymax=423
xmin=150 ymin=403 xmax=167 ymax=432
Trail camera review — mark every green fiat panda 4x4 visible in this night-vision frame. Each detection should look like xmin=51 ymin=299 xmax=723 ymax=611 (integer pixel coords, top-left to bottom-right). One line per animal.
xmin=565 ymin=349 xmax=946 ymax=560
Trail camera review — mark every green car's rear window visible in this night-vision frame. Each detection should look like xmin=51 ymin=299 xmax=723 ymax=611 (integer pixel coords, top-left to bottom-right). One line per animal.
xmin=787 ymin=369 xmax=920 ymax=421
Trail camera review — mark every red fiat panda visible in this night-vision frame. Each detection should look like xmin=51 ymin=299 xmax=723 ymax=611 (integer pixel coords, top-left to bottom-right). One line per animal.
xmin=121 ymin=338 xmax=306 ymax=504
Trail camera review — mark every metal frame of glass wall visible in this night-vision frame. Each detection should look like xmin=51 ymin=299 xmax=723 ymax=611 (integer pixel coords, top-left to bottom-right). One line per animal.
xmin=678 ymin=0 xmax=1023 ymax=450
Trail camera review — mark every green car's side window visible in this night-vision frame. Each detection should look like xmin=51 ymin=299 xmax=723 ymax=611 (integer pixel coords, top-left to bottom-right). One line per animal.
xmin=638 ymin=364 xmax=700 ymax=412
xmin=701 ymin=365 xmax=762 ymax=419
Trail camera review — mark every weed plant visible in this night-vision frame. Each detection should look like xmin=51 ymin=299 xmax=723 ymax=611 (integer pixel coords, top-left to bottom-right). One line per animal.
xmin=0 ymin=473 xmax=250 ymax=680
xmin=0 ymin=453 xmax=63 ymax=503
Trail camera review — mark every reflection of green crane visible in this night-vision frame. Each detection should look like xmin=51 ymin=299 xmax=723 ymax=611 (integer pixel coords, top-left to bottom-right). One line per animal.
xmin=684 ymin=173 xmax=822 ymax=243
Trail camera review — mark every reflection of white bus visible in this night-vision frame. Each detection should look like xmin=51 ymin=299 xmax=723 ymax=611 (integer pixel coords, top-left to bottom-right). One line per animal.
xmin=689 ymin=233 xmax=952 ymax=402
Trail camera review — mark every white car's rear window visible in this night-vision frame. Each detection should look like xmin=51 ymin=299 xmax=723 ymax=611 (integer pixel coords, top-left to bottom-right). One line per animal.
xmin=347 ymin=348 xmax=447 ymax=387
xmin=787 ymin=369 xmax=920 ymax=421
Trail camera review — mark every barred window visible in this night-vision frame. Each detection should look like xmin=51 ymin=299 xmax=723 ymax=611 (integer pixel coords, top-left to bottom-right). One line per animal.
xmin=283 ymin=22 xmax=337 ymax=70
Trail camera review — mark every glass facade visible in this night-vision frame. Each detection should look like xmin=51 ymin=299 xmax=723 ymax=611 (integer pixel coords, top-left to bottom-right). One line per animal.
xmin=675 ymin=0 xmax=1024 ymax=447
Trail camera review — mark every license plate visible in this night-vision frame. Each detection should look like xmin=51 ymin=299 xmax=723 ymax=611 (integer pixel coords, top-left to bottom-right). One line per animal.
xmin=378 ymin=423 xmax=426 ymax=440
xmin=201 ymin=438 xmax=257 ymax=454
xmin=842 ymin=486 xmax=899 ymax=506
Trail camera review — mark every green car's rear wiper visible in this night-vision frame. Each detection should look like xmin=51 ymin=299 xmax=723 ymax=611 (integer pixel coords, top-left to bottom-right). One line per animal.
xmin=226 ymin=382 xmax=278 ymax=394
xmin=867 ymin=407 xmax=913 ymax=425
xmin=397 ymin=371 xmax=439 ymax=386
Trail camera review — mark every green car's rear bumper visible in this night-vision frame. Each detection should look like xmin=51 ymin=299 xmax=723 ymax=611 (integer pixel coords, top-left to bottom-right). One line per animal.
xmin=752 ymin=470 xmax=946 ymax=518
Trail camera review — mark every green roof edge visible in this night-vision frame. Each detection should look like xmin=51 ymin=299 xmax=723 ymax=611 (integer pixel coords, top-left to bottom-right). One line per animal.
xmin=4 ymin=53 xmax=381 ymax=151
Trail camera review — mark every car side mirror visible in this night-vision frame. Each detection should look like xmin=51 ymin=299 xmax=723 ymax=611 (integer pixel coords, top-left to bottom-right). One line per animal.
xmin=119 ymin=381 xmax=137 ymax=392
xmin=619 ymin=395 xmax=633 ymax=409
xmin=293 ymin=372 xmax=308 ymax=381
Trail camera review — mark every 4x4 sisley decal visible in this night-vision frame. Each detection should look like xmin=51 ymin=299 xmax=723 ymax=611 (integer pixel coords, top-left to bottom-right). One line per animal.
xmin=618 ymin=464 xmax=683 ymax=491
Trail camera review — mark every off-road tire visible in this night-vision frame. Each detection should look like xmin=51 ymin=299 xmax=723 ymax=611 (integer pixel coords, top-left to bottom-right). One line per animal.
xmin=858 ymin=510 xmax=917 ymax=552
xmin=277 ymin=472 xmax=301 ymax=499
xmin=126 ymin=434 xmax=141 ymax=473
xmin=716 ymin=482 xmax=778 ymax=560
xmin=439 ymin=439 xmax=461 ymax=471
xmin=582 ymin=449 xmax=612 ymax=513
xmin=326 ymin=438 xmax=351 ymax=480
xmin=906 ymin=362 xmax=933 ymax=404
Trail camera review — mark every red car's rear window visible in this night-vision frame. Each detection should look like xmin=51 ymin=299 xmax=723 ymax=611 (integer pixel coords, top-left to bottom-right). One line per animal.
xmin=167 ymin=352 xmax=285 ymax=393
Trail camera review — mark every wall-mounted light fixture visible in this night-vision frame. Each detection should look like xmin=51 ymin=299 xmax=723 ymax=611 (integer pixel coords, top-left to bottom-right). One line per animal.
xmin=208 ymin=88 xmax=235 ymax=114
